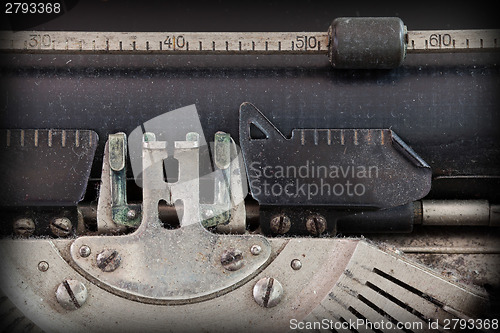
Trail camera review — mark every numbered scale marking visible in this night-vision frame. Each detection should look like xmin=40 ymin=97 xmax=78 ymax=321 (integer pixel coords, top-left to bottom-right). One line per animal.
xmin=0 ymin=31 xmax=329 ymax=54
xmin=1 ymin=17 xmax=499 ymax=68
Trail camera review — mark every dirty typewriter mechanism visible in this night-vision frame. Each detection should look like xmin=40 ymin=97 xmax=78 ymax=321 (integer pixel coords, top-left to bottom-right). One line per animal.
xmin=0 ymin=16 xmax=500 ymax=332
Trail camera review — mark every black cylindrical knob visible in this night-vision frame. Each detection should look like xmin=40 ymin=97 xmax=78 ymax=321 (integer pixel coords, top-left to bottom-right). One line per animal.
xmin=329 ymin=17 xmax=406 ymax=69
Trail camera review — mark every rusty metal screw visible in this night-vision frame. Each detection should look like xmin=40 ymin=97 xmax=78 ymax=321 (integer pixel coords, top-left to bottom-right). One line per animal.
xmin=305 ymin=214 xmax=326 ymax=236
xmin=96 ymin=249 xmax=121 ymax=272
xmin=50 ymin=217 xmax=72 ymax=237
xmin=56 ymin=279 xmax=87 ymax=310
xmin=270 ymin=214 xmax=291 ymax=234
xmin=220 ymin=249 xmax=244 ymax=271
xmin=253 ymin=277 xmax=283 ymax=308
xmin=13 ymin=218 xmax=35 ymax=237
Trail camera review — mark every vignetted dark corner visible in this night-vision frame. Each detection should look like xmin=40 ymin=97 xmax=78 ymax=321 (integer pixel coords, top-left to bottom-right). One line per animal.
xmin=0 ymin=1 xmax=499 ymax=332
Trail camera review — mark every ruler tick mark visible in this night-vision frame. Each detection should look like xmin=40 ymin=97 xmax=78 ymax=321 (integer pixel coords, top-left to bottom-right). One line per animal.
xmin=212 ymin=41 xmax=215 ymax=51
xmin=132 ymin=41 xmax=136 ymax=51
xmin=265 ymin=41 xmax=268 ymax=51
xmin=20 ymin=129 xmax=25 ymax=147
xmin=341 ymin=130 xmax=345 ymax=145
xmin=119 ymin=41 xmax=123 ymax=51
xmin=75 ymin=130 xmax=80 ymax=147
xmin=34 ymin=130 xmax=38 ymax=147
xmin=327 ymin=129 xmax=331 ymax=145
xmin=146 ymin=41 xmax=149 ymax=50
xmin=226 ymin=41 xmax=229 ymax=51
xmin=186 ymin=41 xmax=189 ymax=50
xmin=301 ymin=129 xmax=305 ymax=145
xmin=6 ymin=130 xmax=10 ymax=147
xmin=252 ymin=41 xmax=255 ymax=51
xmin=62 ymin=130 xmax=66 ymax=147
xmin=278 ymin=41 xmax=281 ymax=51
xmin=199 ymin=41 xmax=202 ymax=51
xmin=48 ymin=130 xmax=53 ymax=147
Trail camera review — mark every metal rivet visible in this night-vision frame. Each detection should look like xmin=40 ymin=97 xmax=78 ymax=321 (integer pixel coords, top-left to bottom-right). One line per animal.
xmin=79 ymin=245 xmax=91 ymax=258
xmin=13 ymin=218 xmax=35 ymax=237
xmin=50 ymin=217 xmax=72 ymax=237
xmin=56 ymin=280 xmax=87 ymax=310
xmin=250 ymin=245 xmax=262 ymax=255
xmin=96 ymin=249 xmax=121 ymax=272
xmin=126 ymin=209 xmax=137 ymax=220
xmin=253 ymin=277 xmax=283 ymax=308
xmin=291 ymin=259 xmax=302 ymax=270
xmin=270 ymin=214 xmax=291 ymax=234
xmin=220 ymin=249 xmax=243 ymax=271
xmin=38 ymin=261 xmax=49 ymax=272
xmin=203 ymin=209 xmax=213 ymax=219
xmin=305 ymin=214 xmax=326 ymax=236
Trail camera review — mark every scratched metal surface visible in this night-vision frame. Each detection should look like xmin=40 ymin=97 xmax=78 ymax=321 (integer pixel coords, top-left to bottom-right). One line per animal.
xmin=0 ymin=0 xmax=499 ymax=197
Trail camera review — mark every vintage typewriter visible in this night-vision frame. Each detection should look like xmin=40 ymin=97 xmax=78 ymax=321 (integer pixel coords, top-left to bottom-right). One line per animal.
xmin=0 ymin=1 xmax=499 ymax=332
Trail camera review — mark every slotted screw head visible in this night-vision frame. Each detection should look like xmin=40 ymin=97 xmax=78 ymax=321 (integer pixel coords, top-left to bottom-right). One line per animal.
xmin=220 ymin=249 xmax=244 ymax=271
xmin=305 ymin=214 xmax=326 ymax=236
xmin=13 ymin=218 xmax=35 ymax=237
xmin=56 ymin=280 xmax=87 ymax=310
xmin=270 ymin=214 xmax=291 ymax=234
xmin=96 ymin=249 xmax=121 ymax=272
xmin=50 ymin=217 xmax=72 ymax=237
xmin=253 ymin=277 xmax=283 ymax=308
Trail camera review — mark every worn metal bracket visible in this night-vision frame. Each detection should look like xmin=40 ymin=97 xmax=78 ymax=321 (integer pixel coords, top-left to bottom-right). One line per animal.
xmin=239 ymin=102 xmax=432 ymax=209
xmin=70 ymin=132 xmax=270 ymax=303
